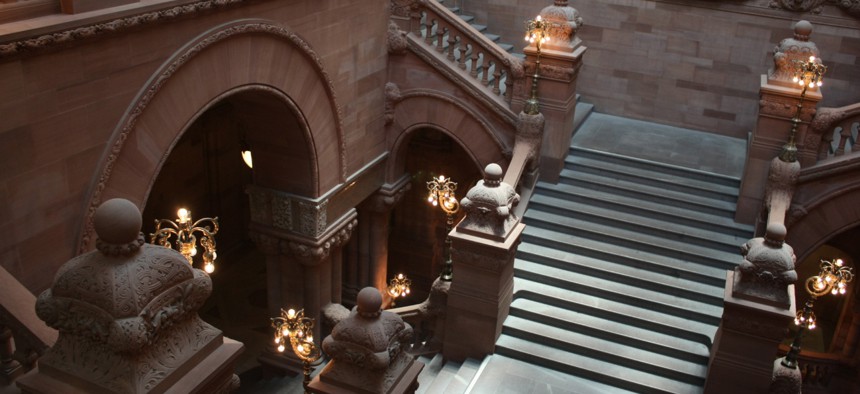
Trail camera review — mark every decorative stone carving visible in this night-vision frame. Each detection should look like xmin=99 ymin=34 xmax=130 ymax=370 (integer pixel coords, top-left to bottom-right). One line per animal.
xmin=768 ymin=20 xmax=820 ymax=86
xmin=459 ymin=164 xmax=520 ymax=240
xmin=299 ymin=200 xmax=328 ymax=238
xmin=384 ymin=82 xmax=403 ymax=125
xmin=539 ymin=1 xmax=584 ymax=52
xmin=284 ymin=218 xmax=356 ymax=266
xmin=764 ymin=156 xmax=801 ymax=212
xmin=758 ymin=95 xmax=816 ymax=120
xmin=387 ymin=21 xmax=408 ymax=55
xmin=364 ymin=177 xmax=411 ymax=213
xmin=315 ymin=287 xmax=420 ymax=393
xmin=770 ymin=357 xmax=802 ymax=394
xmin=27 ymin=198 xmax=237 ymax=393
xmin=769 ymin=0 xmax=826 ymax=14
xmin=736 ymin=223 xmax=797 ymax=307
xmin=390 ymin=0 xmax=418 ymax=18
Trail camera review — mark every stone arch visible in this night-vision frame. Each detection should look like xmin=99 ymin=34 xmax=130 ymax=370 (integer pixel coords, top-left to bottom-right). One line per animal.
xmin=78 ymin=19 xmax=345 ymax=253
xmin=387 ymin=91 xmax=509 ymax=181
xmin=787 ymin=183 xmax=860 ymax=265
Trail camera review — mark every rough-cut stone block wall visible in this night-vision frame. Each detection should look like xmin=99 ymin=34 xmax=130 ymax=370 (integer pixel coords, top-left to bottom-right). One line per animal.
xmin=0 ymin=0 xmax=389 ymax=292
xmin=464 ymin=0 xmax=860 ymax=138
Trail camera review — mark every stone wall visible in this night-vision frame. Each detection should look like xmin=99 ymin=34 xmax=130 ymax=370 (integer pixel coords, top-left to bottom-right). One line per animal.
xmin=464 ymin=0 xmax=860 ymax=138
xmin=0 ymin=0 xmax=390 ymax=292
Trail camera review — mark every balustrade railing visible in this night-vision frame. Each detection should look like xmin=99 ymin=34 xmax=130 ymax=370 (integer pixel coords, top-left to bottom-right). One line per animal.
xmin=778 ymin=346 xmax=853 ymax=391
xmin=410 ymin=0 xmax=523 ymax=106
xmin=808 ymin=103 xmax=860 ymax=163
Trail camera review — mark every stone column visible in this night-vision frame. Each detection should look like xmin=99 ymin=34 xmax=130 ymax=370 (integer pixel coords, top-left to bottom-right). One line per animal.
xmin=736 ymin=20 xmax=823 ymax=223
xmin=443 ymin=164 xmax=525 ymax=361
xmin=704 ymin=224 xmax=798 ymax=393
xmin=359 ymin=176 xmax=412 ymax=300
xmin=512 ymin=1 xmax=586 ymax=183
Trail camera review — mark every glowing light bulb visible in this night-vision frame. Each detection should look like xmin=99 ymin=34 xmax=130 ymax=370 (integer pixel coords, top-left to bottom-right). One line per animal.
xmin=809 ymin=56 xmax=816 ymax=62
xmin=277 ymin=344 xmax=285 ymax=352
xmin=836 ymin=259 xmax=844 ymax=266
xmin=287 ymin=309 xmax=296 ymax=318
xmin=536 ymin=15 xmax=542 ymax=21
xmin=204 ymin=262 xmax=214 ymax=274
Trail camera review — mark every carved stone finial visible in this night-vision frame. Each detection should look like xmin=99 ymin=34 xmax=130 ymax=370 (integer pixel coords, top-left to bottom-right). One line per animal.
xmin=768 ymin=20 xmax=820 ymax=86
xmin=317 ymin=287 xmax=418 ymax=392
xmin=94 ymin=198 xmax=145 ymax=255
xmin=458 ymin=164 xmax=521 ymax=240
xmin=735 ymin=223 xmax=797 ymax=307
xmin=538 ymin=0 xmax=584 ymax=52
xmin=30 ymin=198 xmax=227 ymax=393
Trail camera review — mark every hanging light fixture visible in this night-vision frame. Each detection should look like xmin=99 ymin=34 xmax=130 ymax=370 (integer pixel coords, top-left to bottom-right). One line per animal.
xmin=387 ymin=273 xmax=412 ymax=307
xmin=271 ymin=308 xmax=323 ymax=391
xmin=150 ymin=208 xmax=219 ymax=273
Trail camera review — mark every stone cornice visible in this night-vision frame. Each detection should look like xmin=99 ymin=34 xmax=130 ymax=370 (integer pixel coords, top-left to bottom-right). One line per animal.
xmin=0 ymin=0 xmax=258 ymax=59
xmin=653 ymin=0 xmax=860 ymax=28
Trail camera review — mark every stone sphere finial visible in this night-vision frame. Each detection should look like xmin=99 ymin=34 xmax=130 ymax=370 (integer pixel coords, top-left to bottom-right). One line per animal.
xmin=485 ymin=163 xmax=503 ymax=187
xmin=94 ymin=198 xmax=144 ymax=255
xmin=793 ymin=20 xmax=813 ymax=41
xmin=357 ymin=287 xmax=382 ymax=318
xmin=764 ymin=223 xmax=787 ymax=247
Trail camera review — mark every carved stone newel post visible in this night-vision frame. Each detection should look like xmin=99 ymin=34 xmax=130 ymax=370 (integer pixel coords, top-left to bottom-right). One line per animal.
xmin=704 ymin=223 xmax=797 ymax=393
xmin=308 ymin=287 xmax=423 ymax=393
xmin=443 ymin=164 xmax=524 ymax=361
xmin=17 ymin=198 xmax=242 ymax=393
xmin=515 ymin=1 xmax=586 ymax=182
xmin=736 ymin=20 xmax=823 ymax=223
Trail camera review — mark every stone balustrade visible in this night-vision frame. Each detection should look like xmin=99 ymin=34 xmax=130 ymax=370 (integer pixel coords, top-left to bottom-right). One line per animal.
xmin=807 ymin=102 xmax=860 ymax=164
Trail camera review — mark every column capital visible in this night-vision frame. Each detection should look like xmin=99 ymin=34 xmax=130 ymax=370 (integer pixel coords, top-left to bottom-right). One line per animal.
xmin=246 ymin=185 xmax=329 ymax=238
xmin=362 ymin=175 xmax=412 ymax=213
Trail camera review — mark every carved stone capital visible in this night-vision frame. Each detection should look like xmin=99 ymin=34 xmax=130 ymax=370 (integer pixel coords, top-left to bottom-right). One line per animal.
xmin=282 ymin=217 xmax=357 ymax=266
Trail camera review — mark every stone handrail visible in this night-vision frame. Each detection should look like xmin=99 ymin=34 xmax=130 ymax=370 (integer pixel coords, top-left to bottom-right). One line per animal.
xmin=389 ymin=303 xmax=439 ymax=356
xmin=410 ymin=0 xmax=524 ymax=109
xmin=807 ymin=102 xmax=860 ymax=165
xmin=0 ymin=265 xmax=57 ymax=380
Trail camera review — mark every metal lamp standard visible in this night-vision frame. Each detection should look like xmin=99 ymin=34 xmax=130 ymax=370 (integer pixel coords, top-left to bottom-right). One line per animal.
xmin=150 ymin=208 xmax=219 ymax=273
xmin=523 ymin=14 xmax=553 ymax=115
xmin=426 ymin=175 xmax=460 ymax=281
xmin=779 ymin=56 xmax=826 ymax=162
xmin=271 ymin=308 xmax=323 ymax=392
xmin=782 ymin=258 xmax=853 ymax=369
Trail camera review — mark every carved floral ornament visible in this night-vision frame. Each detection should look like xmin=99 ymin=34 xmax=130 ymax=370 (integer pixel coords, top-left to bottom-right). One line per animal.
xmin=770 ymin=0 xmax=860 ymax=16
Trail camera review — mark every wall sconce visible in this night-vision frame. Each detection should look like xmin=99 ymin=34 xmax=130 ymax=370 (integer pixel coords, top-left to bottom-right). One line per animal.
xmin=427 ymin=175 xmax=460 ymax=281
xmin=387 ymin=273 xmax=412 ymax=307
xmin=779 ymin=55 xmax=826 ymax=162
xmin=523 ymin=14 xmax=553 ymax=115
xmin=240 ymin=136 xmax=253 ymax=169
xmin=271 ymin=308 xmax=323 ymax=391
xmin=782 ymin=258 xmax=853 ymax=369
xmin=150 ymin=208 xmax=219 ymax=273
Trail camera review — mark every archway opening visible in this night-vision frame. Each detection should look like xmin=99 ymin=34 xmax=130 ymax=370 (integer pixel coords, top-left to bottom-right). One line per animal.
xmin=141 ymin=88 xmax=312 ymax=377
xmin=387 ymin=127 xmax=483 ymax=303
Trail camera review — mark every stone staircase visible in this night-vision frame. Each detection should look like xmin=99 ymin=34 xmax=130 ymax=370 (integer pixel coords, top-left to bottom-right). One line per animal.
xmin=439 ymin=0 xmax=516 ymax=54
xmin=489 ymin=116 xmax=754 ymax=393
xmin=416 ymin=354 xmax=482 ymax=394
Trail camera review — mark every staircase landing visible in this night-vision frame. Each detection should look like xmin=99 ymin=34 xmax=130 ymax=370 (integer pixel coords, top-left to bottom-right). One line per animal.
xmin=572 ymin=112 xmax=746 ymax=178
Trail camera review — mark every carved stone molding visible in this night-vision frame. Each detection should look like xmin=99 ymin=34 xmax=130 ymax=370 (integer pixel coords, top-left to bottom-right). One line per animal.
xmin=758 ymin=95 xmax=817 ymax=120
xmin=283 ymin=217 xmax=357 ymax=265
xmin=0 ymin=0 xmax=254 ymax=58
xmin=387 ymin=20 xmax=408 ymax=55
xmin=384 ymin=82 xmax=403 ymax=125
xmin=247 ymin=185 xmax=329 ymax=237
xmin=390 ymin=0 xmax=418 ymax=18
xmin=299 ymin=200 xmax=328 ymax=238
xmin=79 ymin=21 xmax=345 ymax=254
xmin=769 ymin=0 xmax=860 ymax=16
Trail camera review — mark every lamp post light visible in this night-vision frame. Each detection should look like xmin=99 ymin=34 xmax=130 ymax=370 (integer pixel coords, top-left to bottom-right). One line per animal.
xmin=523 ymin=14 xmax=553 ymax=115
xmin=150 ymin=208 xmax=219 ymax=273
xmin=427 ymin=175 xmax=460 ymax=281
xmin=779 ymin=55 xmax=826 ymax=162
xmin=782 ymin=258 xmax=853 ymax=369
xmin=387 ymin=273 xmax=412 ymax=307
xmin=271 ymin=308 xmax=323 ymax=392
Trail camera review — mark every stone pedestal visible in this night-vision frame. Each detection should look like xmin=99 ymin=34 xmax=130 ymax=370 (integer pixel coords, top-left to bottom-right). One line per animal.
xmin=703 ymin=270 xmax=796 ymax=394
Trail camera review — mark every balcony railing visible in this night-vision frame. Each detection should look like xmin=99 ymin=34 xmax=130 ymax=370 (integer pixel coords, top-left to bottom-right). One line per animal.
xmin=808 ymin=103 xmax=860 ymax=164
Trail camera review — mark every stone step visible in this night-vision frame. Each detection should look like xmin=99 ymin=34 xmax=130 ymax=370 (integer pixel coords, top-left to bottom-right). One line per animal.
xmin=533 ymin=180 xmax=753 ymax=238
xmin=513 ymin=278 xmax=717 ymax=346
xmin=510 ymin=298 xmax=711 ymax=365
xmin=503 ymin=315 xmax=707 ymax=385
xmin=416 ymin=353 xmax=445 ymax=394
xmin=569 ymin=146 xmax=741 ymax=189
xmin=495 ymin=335 xmax=705 ymax=394
xmin=521 ymin=226 xmax=729 ymax=288
xmin=422 ymin=360 xmax=460 ymax=394
xmin=514 ymin=258 xmax=722 ymax=325
xmin=444 ymin=358 xmax=480 ymax=393
xmin=523 ymin=209 xmax=739 ymax=271
xmin=565 ymin=148 xmax=740 ymax=203
xmin=516 ymin=242 xmax=724 ymax=307
xmin=528 ymin=193 xmax=745 ymax=254
xmin=558 ymin=169 xmax=737 ymax=219
xmin=468 ymin=354 xmax=634 ymax=393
